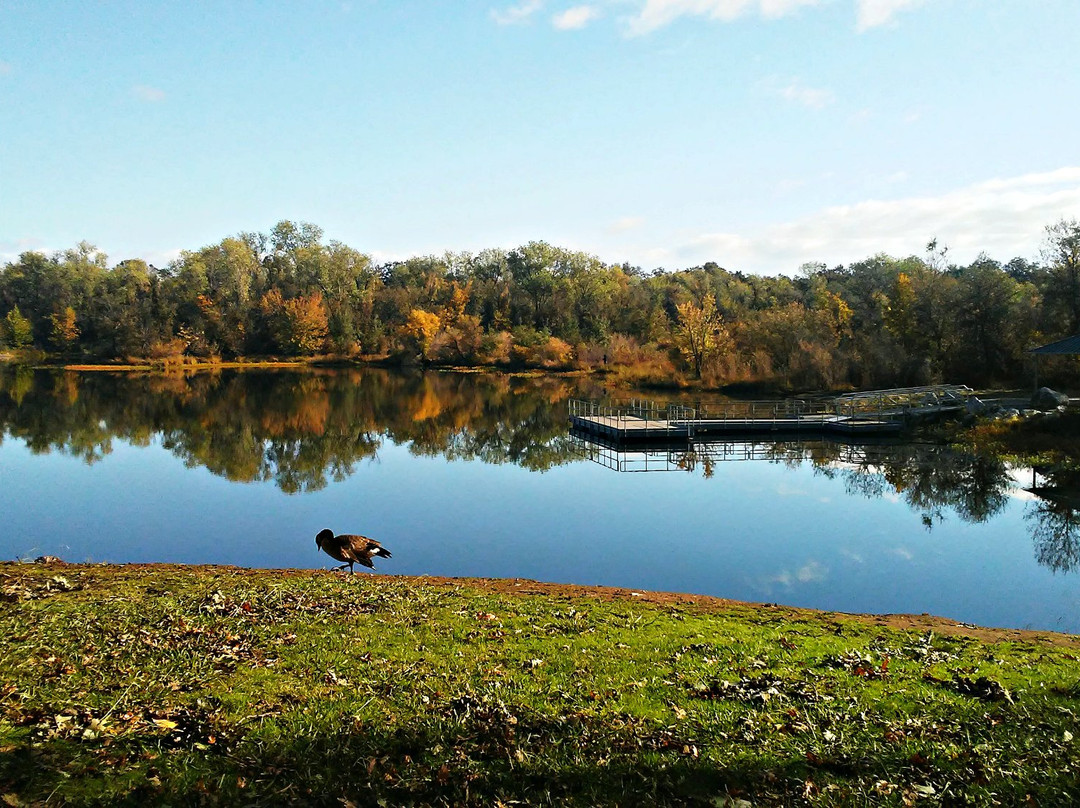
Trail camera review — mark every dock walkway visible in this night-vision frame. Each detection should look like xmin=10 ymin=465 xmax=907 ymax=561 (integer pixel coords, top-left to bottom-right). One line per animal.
xmin=569 ymin=385 xmax=972 ymax=445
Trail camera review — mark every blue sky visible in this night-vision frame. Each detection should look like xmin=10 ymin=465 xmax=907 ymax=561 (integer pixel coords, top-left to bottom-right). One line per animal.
xmin=1 ymin=0 xmax=1078 ymax=274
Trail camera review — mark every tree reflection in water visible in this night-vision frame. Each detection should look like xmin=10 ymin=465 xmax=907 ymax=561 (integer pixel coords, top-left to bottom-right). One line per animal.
xmin=656 ymin=437 xmax=1080 ymax=576
xmin=4 ymin=365 xmax=1080 ymax=573
xmin=0 ymin=366 xmax=585 ymax=493
xmin=1026 ymin=466 xmax=1080 ymax=574
xmin=824 ymin=443 xmax=1080 ymax=575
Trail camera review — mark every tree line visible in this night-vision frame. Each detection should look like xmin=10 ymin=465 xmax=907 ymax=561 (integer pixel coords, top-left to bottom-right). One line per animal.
xmin=2 ymin=218 xmax=1079 ymax=389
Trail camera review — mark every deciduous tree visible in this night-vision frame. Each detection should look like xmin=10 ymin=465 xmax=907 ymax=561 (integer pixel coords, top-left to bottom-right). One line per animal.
xmin=3 ymin=306 xmax=33 ymax=348
xmin=49 ymin=306 xmax=80 ymax=351
xmin=674 ymin=293 xmax=731 ymax=379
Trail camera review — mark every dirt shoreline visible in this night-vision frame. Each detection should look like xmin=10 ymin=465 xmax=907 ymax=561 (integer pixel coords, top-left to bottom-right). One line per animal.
xmin=15 ymin=559 xmax=1079 ymax=648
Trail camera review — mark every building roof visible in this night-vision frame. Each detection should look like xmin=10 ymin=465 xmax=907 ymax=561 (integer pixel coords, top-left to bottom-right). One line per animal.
xmin=1031 ymin=334 xmax=1080 ymax=355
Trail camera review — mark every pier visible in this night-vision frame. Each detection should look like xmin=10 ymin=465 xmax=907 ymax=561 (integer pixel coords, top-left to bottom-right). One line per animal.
xmin=568 ymin=385 xmax=973 ymax=446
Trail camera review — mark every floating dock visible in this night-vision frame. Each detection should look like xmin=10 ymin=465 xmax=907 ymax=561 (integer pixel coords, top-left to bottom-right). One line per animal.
xmin=569 ymin=385 xmax=972 ymax=446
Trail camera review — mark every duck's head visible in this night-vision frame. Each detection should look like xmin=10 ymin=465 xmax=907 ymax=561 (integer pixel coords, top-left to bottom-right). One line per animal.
xmin=315 ymin=528 xmax=334 ymax=549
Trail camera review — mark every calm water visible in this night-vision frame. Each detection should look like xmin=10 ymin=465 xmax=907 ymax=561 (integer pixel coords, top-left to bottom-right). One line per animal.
xmin=1 ymin=366 xmax=1078 ymax=633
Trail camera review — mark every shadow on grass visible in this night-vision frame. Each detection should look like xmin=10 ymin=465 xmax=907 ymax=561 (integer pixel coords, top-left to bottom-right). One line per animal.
xmin=3 ymin=710 xmax=806 ymax=807
xmin=5 ymin=705 xmax=1080 ymax=806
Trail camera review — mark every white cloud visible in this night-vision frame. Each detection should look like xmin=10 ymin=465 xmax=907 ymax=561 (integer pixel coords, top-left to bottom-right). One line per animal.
xmin=626 ymin=0 xmax=823 ymax=35
xmin=890 ymin=546 xmax=914 ymax=561
xmin=777 ymin=79 xmax=834 ymax=109
xmin=855 ymin=0 xmax=928 ymax=31
xmin=492 ymin=0 xmax=544 ymax=25
xmin=609 ymin=216 xmax=645 ymax=232
xmin=142 ymin=247 xmax=184 ymax=268
xmin=0 ymin=241 xmax=186 ymax=270
xmin=668 ymin=166 xmax=1080 ymax=274
xmin=756 ymin=558 xmax=827 ymax=593
xmin=133 ymin=84 xmax=165 ymax=102
xmin=0 ymin=237 xmax=49 ymax=266
xmin=0 ymin=61 xmax=12 ymax=76
xmin=765 ymin=570 xmax=792 ymax=588
xmin=553 ymin=5 xmax=601 ymax=29
xmin=796 ymin=560 xmax=827 ymax=582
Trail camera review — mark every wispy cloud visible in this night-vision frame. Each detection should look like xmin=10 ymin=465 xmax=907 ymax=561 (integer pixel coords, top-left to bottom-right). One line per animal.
xmin=553 ymin=5 xmax=601 ymax=29
xmin=609 ymin=216 xmax=645 ymax=233
xmin=756 ymin=558 xmax=828 ymax=594
xmin=626 ymin=0 xmax=823 ymax=36
xmin=855 ymin=0 xmax=928 ymax=31
xmin=133 ymin=84 xmax=166 ymax=102
xmin=796 ymin=560 xmax=827 ymax=582
xmin=0 ymin=241 xmax=186 ymax=270
xmin=664 ymin=166 xmax=1080 ymax=274
xmin=0 ymin=237 xmax=49 ymax=266
xmin=0 ymin=60 xmax=12 ymax=76
xmin=492 ymin=0 xmax=544 ymax=25
xmin=776 ymin=78 xmax=835 ymax=109
xmin=143 ymin=247 xmax=184 ymax=269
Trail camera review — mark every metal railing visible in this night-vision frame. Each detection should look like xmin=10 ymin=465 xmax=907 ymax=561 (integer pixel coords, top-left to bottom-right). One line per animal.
xmin=568 ymin=434 xmax=898 ymax=473
xmin=570 ymin=385 xmax=974 ymax=438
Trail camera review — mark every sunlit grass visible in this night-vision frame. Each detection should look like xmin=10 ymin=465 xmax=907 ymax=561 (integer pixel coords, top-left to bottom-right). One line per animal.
xmin=1 ymin=564 xmax=1078 ymax=806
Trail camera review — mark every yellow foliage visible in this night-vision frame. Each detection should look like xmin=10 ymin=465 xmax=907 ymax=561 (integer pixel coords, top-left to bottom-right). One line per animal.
xmin=49 ymin=306 xmax=80 ymax=351
xmin=411 ymin=386 xmax=445 ymax=422
xmin=403 ymin=308 xmax=442 ymax=359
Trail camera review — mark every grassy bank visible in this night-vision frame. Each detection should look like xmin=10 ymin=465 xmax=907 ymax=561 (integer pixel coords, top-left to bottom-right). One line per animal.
xmin=2 ymin=563 xmax=1078 ymax=807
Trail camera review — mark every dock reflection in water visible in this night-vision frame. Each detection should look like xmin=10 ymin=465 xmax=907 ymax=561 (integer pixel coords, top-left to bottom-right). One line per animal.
xmin=572 ymin=430 xmax=1080 ymax=578
xmin=1 ymin=366 xmax=1078 ymax=631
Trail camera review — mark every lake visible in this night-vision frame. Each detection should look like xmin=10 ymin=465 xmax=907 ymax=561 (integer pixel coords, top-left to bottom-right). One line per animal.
xmin=1 ymin=365 xmax=1078 ymax=633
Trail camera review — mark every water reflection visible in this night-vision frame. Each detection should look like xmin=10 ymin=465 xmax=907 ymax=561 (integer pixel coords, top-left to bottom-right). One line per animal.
xmin=573 ymin=435 xmax=1080 ymax=577
xmin=0 ymin=366 xmax=585 ymax=492
xmin=1026 ymin=466 xmax=1080 ymax=574
xmin=2 ymin=366 xmax=1079 ymax=577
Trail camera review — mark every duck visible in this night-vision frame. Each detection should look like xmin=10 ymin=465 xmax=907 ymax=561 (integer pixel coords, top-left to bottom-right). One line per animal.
xmin=315 ymin=528 xmax=392 ymax=573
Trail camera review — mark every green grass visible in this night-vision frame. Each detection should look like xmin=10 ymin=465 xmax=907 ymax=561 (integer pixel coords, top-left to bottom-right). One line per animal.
xmin=2 ymin=564 xmax=1079 ymax=806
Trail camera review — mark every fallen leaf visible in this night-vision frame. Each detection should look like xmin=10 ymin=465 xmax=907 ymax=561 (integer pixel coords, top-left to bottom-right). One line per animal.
xmin=153 ymin=719 xmax=178 ymax=730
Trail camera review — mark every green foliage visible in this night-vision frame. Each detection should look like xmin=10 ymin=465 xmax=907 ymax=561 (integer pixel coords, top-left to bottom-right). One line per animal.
xmin=2 ymin=305 xmax=33 ymax=347
xmin=2 ymin=219 xmax=1078 ymax=388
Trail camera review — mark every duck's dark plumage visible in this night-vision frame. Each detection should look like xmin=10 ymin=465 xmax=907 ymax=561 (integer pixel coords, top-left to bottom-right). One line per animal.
xmin=315 ymin=528 xmax=392 ymax=573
